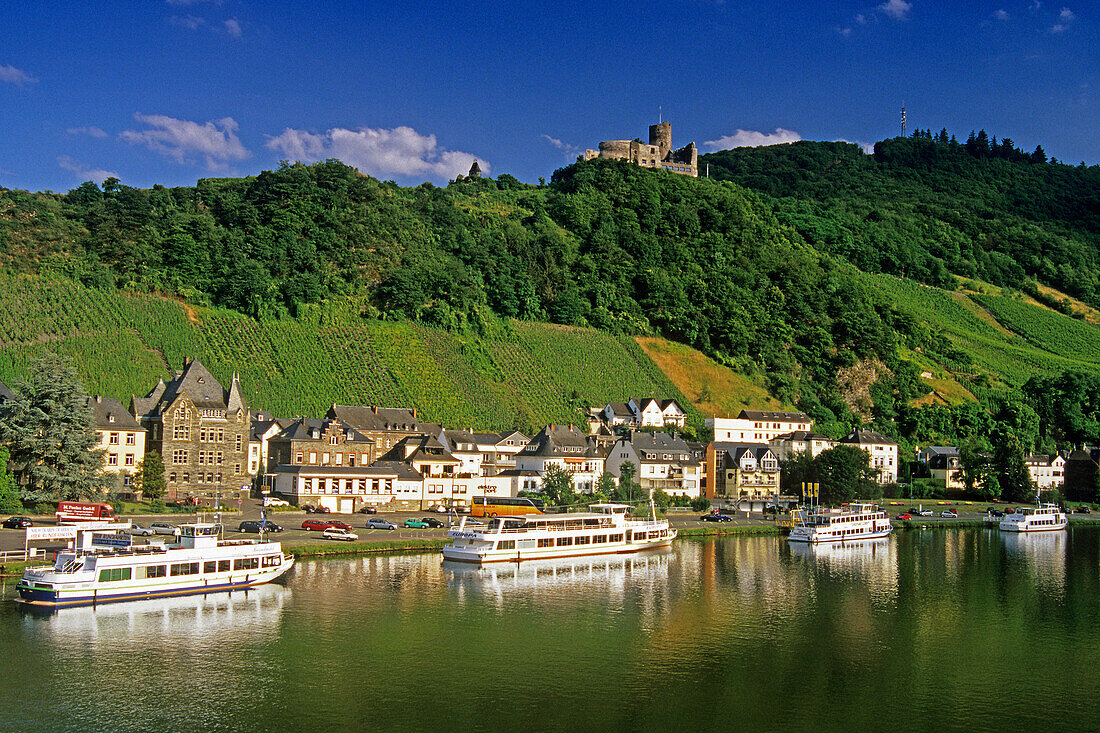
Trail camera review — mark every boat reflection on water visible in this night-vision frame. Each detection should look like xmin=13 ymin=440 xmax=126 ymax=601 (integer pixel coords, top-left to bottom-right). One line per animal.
xmin=17 ymin=581 xmax=291 ymax=640
xmin=442 ymin=549 xmax=673 ymax=606
xmin=787 ymin=537 xmax=898 ymax=597
xmin=1001 ymin=530 xmax=1067 ymax=593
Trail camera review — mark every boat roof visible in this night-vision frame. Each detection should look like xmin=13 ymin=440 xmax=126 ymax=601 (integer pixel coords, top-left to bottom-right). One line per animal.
xmin=496 ymin=512 xmax=621 ymax=522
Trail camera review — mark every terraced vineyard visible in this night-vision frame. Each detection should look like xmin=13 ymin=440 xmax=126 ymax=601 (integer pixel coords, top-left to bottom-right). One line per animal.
xmin=971 ymin=294 xmax=1100 ymax=368
xmin=0 ymin=274 xmax=697 ymax=432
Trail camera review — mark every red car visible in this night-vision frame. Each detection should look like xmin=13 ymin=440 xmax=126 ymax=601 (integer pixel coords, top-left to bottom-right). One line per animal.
xmin=302 ymin=518 xmax=353 ymax=532
xmin=896 ymin=513 xmax=912 ymax=520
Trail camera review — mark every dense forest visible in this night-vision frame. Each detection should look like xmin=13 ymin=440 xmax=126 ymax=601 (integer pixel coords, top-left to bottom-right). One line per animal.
xmin=2 ymin=132 xmax=1100 ymax=474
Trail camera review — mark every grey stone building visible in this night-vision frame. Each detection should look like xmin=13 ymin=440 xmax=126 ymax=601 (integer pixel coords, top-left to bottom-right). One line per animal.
xmin=583 ymin=121 xmax=698 ymax=177
xmin=131 ymin=358 xmax=250 ymax=506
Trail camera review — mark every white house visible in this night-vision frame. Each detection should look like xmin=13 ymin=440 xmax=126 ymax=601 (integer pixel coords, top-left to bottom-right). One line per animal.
xmin=604 ymin=431 xmax=701 ymax=498
xmin=769 ymin=431 xmax=835 ymax=460
xmin=628 ymin=398 xmax=687 ymax=428
xmin=841 ymin=429 xmax=899 ymax=485
xmin=515 ymin=424 xmax=607 ymax=493
xmin=707 ymin=410 xmax=812 ymax=443
xmin=1026 ymin=453 xmax=1066 ymax=489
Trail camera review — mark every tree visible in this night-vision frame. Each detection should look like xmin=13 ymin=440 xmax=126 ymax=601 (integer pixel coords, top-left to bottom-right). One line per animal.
xmin=135 ymin=451 xmax=166 ymax=500
xmin=0 ymin=447 xmax=22 ymax=514
xmin=959 ymin=439 xmax=999 ymax=500
xmin=993 ymin=426 xmax=1035 ymax=503
xmin=617 ymin=460 xmax=638 ymax=504
xmin=595 ymin=471 xmax=617 ymax=500
xmin=540 ymin=464 xmax=575 ymax=507
xmin=814 ymin=445 xmax=878 ymax=505
xmin=0 ymin=352 xmax=111 ymax=502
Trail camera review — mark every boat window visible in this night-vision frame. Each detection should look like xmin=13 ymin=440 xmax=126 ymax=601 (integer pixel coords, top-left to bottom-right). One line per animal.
xmin=262 ymin=556 xmax=280 ymax=567
xmin=609 ymin=534 xmax=623 ymax=542
xmin=538 ymin=538 xmax=553 ymax=547
xmin=171 ymin=562 xmax=199 ymax=576
xmin=233 ymin=557 xmax=260 ymax=571
xmin=218 ymin=560 xmax=231 ymax=572
xmin=594 ymin=534 xmax=607 ymax=543
xmin=575 ymin=536 xmax=590 ymax=545
xmin=203 ymin=561 xmax=216 ymax=574
xmin=98 ymin=567 xmax=131 ymax=582
xmin=496 ymin=540 xmax=515 ymax=550
xmin=556 ymin=537 xmax=573 ymax=546
xmin=140 ymin=565 xmax=167 ymax=579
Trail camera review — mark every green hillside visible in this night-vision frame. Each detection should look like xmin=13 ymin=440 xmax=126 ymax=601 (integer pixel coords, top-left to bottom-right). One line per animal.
xmin=0 ymin=273 xmax=697 ymax=432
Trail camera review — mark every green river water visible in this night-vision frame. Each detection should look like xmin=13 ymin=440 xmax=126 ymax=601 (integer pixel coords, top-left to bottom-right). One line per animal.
xmin=1 ymin=527 xmax=1098 ymax=732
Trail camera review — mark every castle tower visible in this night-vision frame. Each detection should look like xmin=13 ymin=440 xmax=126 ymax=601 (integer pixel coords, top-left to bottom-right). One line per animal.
xmin=649 ymin=121 xmax=672 ymax=160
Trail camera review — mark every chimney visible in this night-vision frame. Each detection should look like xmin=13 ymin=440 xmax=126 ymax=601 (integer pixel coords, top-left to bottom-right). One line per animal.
xmin=412 ymin=408 xmax=418 ymax=419
xmin=96 ymin=395 xmax=102 ymax=404
xmin=371 ymin=405 xmax=378 ymax=414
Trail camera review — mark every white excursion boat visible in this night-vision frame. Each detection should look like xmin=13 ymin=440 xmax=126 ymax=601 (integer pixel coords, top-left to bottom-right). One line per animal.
xmin=16 ymin=523 xmax=294 ymax=608
xmin=442 ymin=503 xmax=676 ymax=563
xmin=999 ymin=503 xmax=1067 ymax=533
xmin=788 ymin=503 xmax=893 ymax=544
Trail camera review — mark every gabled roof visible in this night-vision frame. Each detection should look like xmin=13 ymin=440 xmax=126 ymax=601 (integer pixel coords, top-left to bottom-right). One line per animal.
xmin=711 ymin=442 xmax=776 ymax=463
xmin=626 ymin=431 xmax=691 ymax=456
xmin=841 ymin=429 xmax=898 ymax=446
xmin=605 ymin=402 xmax=634 ymax=418
xmin=440 ymin=429 xmax=502 ymax=451
xmin=1025 ymin=453 xmax=1064 ymax=466
xmin=86 ymin=396 xmax=144 ymax=431
xmin=132 ymin=359 xmax=242 ymax=417
xmin=388 ymin=434 xmax=460 ymax=465
xmin=250 ymin=417 xmax=295 ymax=442
xmin=327 ymin=404 xmax=436 ymax=434
xmin=924 ymin=445 xmax=959 ymax=458
xmin=271 ymin=418 xmax=373 ymax=444
xmin=738 ymin=410 xmax=810 ymax=422
xmin=772 ymin=430 xmax=833 ymax=442
xmin=519 ymin=424 xmax=589 ymax=457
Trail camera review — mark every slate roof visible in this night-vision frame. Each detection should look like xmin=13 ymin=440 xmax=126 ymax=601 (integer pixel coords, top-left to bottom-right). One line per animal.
xmin=772 ymin=430 xmax=833 ymax=442
xmin=369 ymin=460 xmax=430 ymax=482
xmin=86 ymin=396 xmax=144 ymax=431
xmin=327 ymin=404 xmax=438 ymax=434
xmin=628 ymin=431 xmax=691 ymax=457
xmin=606 ymin=402 xmax=634 ymax=418
xmin=519 ymin=424 xmax=590 ymax=457
xmin=841 ymin=429 xmax=898 ymax=446
xmin=738 ymin=410 xmax=810 ymax=422
xmin=711 ymin=442 xmax=777 ymax=464
xmin=271 ymin=418 xmax=373 ymax=444
xmin=131 ymin=358 xmax=247 ymax=417
xmin=387 ymin=434 xmax=460 ymax=465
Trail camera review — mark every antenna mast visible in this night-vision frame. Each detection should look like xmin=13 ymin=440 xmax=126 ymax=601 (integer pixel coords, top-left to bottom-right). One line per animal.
xmin=658 ymin=105 xmax=662 ymax=123
xmin=900 ymin=101 xmax=907 ymax=137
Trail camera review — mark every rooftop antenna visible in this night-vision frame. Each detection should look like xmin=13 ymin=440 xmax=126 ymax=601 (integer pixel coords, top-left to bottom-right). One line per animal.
xmin=900 ymin=101 xmax=907 ymax=137
xmin=658 ymin=105 xmax=662 ymax=123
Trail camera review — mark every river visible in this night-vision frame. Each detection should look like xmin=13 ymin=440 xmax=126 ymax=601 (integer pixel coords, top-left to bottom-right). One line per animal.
xmin=1 ymin=527 xmax=1098 ymax=732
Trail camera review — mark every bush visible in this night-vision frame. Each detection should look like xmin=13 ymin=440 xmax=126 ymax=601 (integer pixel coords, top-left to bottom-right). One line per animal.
xmin=148 ymin=499 xmax=167 ymax=513
xmin=691 ymin=496 xmax=711 ymax=511
xmin=33 ymin=502 xmax=55 ymax=516
xmin=1040 ymin=489 xmax=1062 ymax=505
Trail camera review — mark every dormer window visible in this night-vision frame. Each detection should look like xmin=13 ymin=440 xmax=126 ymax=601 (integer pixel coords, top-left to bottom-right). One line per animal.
xmin=329 ymin=435 xmax=338 ymax=445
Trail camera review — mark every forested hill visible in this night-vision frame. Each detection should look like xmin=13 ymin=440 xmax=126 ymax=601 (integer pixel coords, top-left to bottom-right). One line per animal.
xmin=2 ymin=141 xmax=1100 ymax=453
xmin=701 ymin=135 xmax=1100 ymax=304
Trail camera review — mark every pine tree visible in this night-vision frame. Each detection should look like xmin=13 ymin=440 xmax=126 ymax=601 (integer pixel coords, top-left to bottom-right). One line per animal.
xmin=0 ymin=447 xmax=22 ymax=514
xmin=993 ymin=427 xmax=1035 ymax=504
xmin=0 ymin=352 xmax=111 ymax=503
xmin=1031 ymin=145 xmax=1047 ymax=164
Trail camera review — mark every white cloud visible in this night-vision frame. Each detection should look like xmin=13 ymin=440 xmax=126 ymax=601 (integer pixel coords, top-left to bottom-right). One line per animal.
xmin=704 ymin=128 xmax=802 ymax=150
xmin=0 ymin=64 xmax=37 ymax=87
xmin=838 ymin=139 xmax=876 ymax=154
xmin=1051 ymin=6 xmax=1075 ymax=31
xmin=855 ymin=13 xmax=867 ymax=23
xmin=57 ymin=156 xmax=117 ymax=184
xmin=169 ymin=14 xmax=205 ymax=30
xmin=994 ymin=8 xmax=1009 ymax=20
xmin=838 ymin=26 xmax=853 ymax=36
xmin=120 ymin=113 xmax=251 ymax=168
xmin=265 ymin=125 xmax=488 ymax=180
xmin=223 ymin=18 xmax=242 ymax=37
xmin=879 ymin=0 xmax=912 ymax=19
xmin=66 ymin=126 xmax=108 ymax=138
xmin=542 ymin=134 xmax=581 ymax=159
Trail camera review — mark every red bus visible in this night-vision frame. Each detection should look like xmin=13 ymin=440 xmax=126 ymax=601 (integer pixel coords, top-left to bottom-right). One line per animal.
xmin=56 ymin=501 xmax=117 ymax=523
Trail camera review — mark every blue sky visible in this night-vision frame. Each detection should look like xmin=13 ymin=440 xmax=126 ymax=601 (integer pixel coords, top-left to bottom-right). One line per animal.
xmin=2 ymin=0 xmax=1096 ymax=192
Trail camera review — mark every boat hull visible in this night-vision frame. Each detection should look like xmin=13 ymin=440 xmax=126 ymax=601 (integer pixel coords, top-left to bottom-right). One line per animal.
xmin=788 ymin=528 xmax=892 ymax=544
xmin=16 ymin=558 xmax=294 ymax=608
xmin=442 ymin=535 xmax=676 ymax=564
xmin=999 ymin=522 xmax=1067 ymax=533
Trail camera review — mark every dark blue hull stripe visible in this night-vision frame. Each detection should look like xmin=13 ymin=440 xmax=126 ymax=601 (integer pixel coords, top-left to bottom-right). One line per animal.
xmin=17 ymin=574 xmax=288 ymax=607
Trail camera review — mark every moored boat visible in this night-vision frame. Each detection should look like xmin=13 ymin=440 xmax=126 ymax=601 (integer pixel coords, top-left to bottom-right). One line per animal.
xmin=16 ymin=523 xmax=294 ymax=608
xmin=788 ymin=503 xmax=892 ymax=544
xmin=999 ymin=503 xmax=1067 ymax=533
xmin=442 ymin=503 xmax=675 ymax=563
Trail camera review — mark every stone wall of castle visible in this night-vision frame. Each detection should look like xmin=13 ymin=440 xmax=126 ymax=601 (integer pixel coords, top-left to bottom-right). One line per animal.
xmin=583 ymin=121 xmax=698 ymax=177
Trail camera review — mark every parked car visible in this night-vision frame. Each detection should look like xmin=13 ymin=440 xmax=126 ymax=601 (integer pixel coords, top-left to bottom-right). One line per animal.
xmin=1 ymin=516 xmax=33 ymax=529
xmin=896 ymin=513 xmax=913 ymax=520
xmin=303 ymin=505 xmax=331 ymax=514
xmin=404 ymin=518 xmax=430 ymax=529
xmin=987 ymin=508 xmax=1005 ymax=517
xmin=150 ymin=522 xmax=179 ymax=536
xmin=366 ymin=517 xmax=397 ymax=530
xmin=420 ymin=517 xmax=445 ymax=528
xmin=239 ymin=520 xmax=283 ymax=534
xmin=262 ymin=496 xmax=290 ymax=507
xmin=357 ymin=505 xmax=378 ymax=514
xmin=941 ymin=509 xmax=959 ymax=518
xmin=126 ymin=523 xmax=154 ymax=536
xmin=430 ymin=504 xmax=449 ymax=513
xmin=700 ymin=513 xmax=733 ymax=522
xmin=323 ymin=527 xmax=359 ymax=542
xmin=916 ymin=509 xmax=934 ymax=517
xmin=1076 ymin=506 xmax=1092 ymax=514
xmin=301 ymin=518 xmax=352 ymax=532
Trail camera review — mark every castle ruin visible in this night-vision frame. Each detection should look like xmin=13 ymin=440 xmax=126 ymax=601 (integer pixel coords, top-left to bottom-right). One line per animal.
xmin=583 ymin=121 xmax=698 ymax=177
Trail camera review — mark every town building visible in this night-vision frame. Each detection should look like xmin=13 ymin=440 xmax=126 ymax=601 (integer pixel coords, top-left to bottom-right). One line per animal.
xmin=841 ymin=429 xmax=900 ymax=485
xmin=769 ymin=431 xmax=835 ymax=460
xmin=1026 ymin=453 xmax=1066 ymax=490
xmin=515 ymin=424 xmax=608 ymax=493
xmin=131 ymin=358 xmax=250 ymax=506
xmin=604 ymin=431 xmax=702 ymax=498
xmin=594 ymin=398 xmax=687 ymax=430
xmin=1063 ymin=449 xmax=1098 ymax=502
xmin=325 ymin=404 xmax=440 ymax=455
xmin=707 ymin=410 xmax=812 ymax=443
xmin=705 ymin=443 xmax=781 ymax=500
xmin=268 ymin=462 xmax=417 ymax=513
xmin=584 ymin=121 xmax=698 ymax=177
xmin=87 ymin=395 xmax=146 ymax=492
xmin=436 ymin=429 xmax=530 ymax=477
xmin=249 ymin=412 xmax=294 ymax=479
xmin=927 ymin=448 xmax=965 ymax=490
xmin=266 ymin=418 xmax=375 ymax=473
